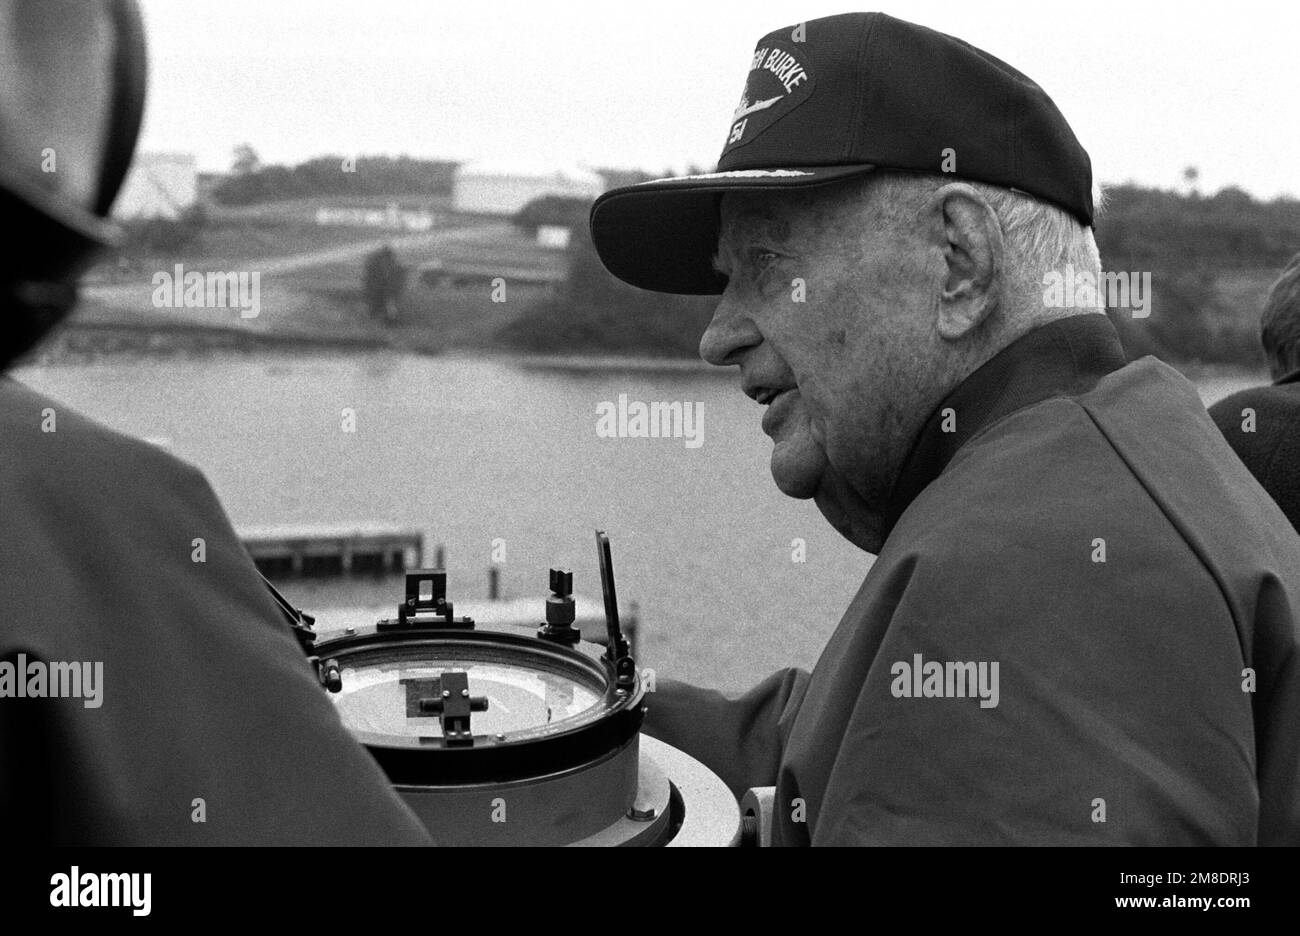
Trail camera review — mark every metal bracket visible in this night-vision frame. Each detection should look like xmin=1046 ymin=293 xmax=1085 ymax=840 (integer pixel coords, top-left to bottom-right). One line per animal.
xmin=379 ymin=569 xmax=475 ymax=630
xmin=596 ymin=531 xmax=637 ymax=691
xmin=405 ymin=671 xmax=488 ymax=745
xmin=537 ymin=567 xmax=581 ymax=644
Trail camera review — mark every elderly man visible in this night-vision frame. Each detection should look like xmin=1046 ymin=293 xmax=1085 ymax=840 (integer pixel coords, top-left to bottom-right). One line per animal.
xmin=0 ymin=0 xmax=430 ymax=844
xmin=1209 ymin=254 xmax=1300 ymax=532
xmin=590 ymin=12 xmax=1300 ymax=845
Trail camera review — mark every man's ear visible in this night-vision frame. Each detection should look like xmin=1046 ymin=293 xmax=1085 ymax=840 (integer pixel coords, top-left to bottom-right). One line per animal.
xmin=922 ymin=183 xmax=1003 ymax=341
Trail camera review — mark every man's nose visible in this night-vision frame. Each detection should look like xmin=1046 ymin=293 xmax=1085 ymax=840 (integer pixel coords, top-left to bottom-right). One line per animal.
xmin=699 ymin=293 xmax=761 ymax=366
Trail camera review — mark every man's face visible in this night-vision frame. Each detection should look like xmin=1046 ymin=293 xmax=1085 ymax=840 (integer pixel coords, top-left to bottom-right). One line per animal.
xmin=703 ymin=184 xmax=944 ymax=552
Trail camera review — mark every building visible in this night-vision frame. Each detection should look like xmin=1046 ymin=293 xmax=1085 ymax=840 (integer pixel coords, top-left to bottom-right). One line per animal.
xmin=452 ymin=160 xmax=604 ymax=216
xmin=314 ymin=203 xmax=435 ymax=231
xmin=536 ymin=224 xmax=572 ymax=249
xmin=112 ymin=152 xmax=199 ymax=220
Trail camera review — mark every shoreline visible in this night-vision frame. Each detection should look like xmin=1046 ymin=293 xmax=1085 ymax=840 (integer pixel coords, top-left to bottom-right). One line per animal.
xmin=26 ymin=319 xmax=1270 ymax=384
xmin=27 ymin=320 xmax=724 ymax=375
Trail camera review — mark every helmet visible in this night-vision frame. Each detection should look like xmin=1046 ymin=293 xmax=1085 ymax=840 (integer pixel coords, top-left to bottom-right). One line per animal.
xmin=0 ymin=0 xmax=147 ymax=364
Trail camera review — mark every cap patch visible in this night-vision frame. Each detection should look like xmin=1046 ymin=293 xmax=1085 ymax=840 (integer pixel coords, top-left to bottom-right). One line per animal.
xmin=720 ymin=40 xmax=815 ymax=158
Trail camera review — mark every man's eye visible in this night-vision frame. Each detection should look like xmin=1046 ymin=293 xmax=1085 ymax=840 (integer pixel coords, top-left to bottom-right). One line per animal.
xmin=750 ymin=249 xmax=780 ymax=269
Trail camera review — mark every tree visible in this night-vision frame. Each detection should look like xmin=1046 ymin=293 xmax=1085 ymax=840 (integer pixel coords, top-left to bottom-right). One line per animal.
xmin=495 ymin=219 xmax=715 ymax=356
xmin=512 ymin=195 xmax=591 ymax=235
xmin=231 ymin=144 xmax=261 ymax=177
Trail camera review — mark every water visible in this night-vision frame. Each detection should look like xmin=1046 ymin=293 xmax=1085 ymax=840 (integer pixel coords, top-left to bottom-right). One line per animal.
xmin=12 ymin=353 xmax=1265 ymax=692
xmin=1192 ymin=373 xmax=1267 ymax=407
xmin=16 ymin=353 xmax=870 ymax=691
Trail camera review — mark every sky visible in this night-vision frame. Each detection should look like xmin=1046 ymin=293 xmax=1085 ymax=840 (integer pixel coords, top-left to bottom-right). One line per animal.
xmin=137 ymin=0 xmax=1300 ymax=199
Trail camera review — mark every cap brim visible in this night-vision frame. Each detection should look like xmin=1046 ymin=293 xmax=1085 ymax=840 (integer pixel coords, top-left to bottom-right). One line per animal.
xmin=590 ymin=164 xmax=877 ymax=295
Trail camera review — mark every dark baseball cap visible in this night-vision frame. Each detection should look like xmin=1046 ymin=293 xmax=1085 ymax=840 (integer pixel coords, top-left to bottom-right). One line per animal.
xmin=589 ymin=11 xmax=1094 ymax=295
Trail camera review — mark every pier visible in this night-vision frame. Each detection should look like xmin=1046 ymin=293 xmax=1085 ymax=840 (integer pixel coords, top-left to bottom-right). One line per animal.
xmin=239 ymin=523 xmax=423 ymax=579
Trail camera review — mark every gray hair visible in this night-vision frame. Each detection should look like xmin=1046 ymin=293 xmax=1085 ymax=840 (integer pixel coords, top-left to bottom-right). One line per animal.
xmin=852 ymin=171 xmax=1105 ymax=320
xmin=1260 ymin=252 xmax=1300 ymax=379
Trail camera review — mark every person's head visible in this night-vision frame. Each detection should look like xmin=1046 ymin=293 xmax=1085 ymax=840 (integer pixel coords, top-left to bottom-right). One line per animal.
xmin=704 ymin=171 xmax=1103 ymax=551
xmin=1260 ymin=253 xmax=1300 ymax=381
xmin=589 ymin=12 xmax=1099 ymax=551
xmin=0 ymin=0 xmax=145 ymax=370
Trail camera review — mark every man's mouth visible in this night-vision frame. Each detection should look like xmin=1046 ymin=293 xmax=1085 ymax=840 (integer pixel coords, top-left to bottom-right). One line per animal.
xmin=760 ymin=388 xmax=799 ymax=435
xmin=750 ymin=386 xmax=793 ymax=406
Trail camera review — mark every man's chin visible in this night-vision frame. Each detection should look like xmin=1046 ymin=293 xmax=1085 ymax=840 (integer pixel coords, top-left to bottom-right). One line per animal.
xmin=771 ymin=472 xmax=819 ymax=499
xmin=769 ymin=450 xmax=824 ymax=499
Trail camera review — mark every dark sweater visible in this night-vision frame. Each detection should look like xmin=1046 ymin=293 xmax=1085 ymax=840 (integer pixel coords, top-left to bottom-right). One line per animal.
xmin=1209 ymin=368 xmax=1300 ymax=535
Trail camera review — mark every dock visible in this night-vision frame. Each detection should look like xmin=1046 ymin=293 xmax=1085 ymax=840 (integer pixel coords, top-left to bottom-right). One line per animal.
xmin=239 ymin=524 xmax=423 ymax=579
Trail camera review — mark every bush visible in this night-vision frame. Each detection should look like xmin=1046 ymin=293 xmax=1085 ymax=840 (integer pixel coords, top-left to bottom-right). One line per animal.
xmin=511 ymin=195 xmax=592 ymax=235
xmin=496 ymin=218 xmax=714 ymax=356
xmin=210 ymin=155 xmax=459 ymax=206
xmin=120 ymin=203 xmax=208 ymax=254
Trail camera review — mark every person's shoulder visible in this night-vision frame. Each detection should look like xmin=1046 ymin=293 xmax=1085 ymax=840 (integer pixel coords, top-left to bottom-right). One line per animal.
xmin=898 ymin=397 xmax=1143 ymax=547
xmin=1208 ymin=381 xmax=1300 ymax=426
xmin=895 ymin=371 xmax=1206 ymax=562
xmin=891 ymin=359 xmax=1298 ymax=606
xmin=0 ymin=375 xmax=209 ymax=496
xmin=940 ymin=390 xmax=1133 ymax=506
xmin=1208 ymin=382 xmax=1300 ymax=474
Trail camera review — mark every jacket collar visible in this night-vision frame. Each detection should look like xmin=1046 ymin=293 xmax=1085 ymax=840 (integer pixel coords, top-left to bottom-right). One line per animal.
xmin=884 ymin=313 xmax=1128 ymax=533
xmin=1275 ymin=365 xmax=1300 ymax=386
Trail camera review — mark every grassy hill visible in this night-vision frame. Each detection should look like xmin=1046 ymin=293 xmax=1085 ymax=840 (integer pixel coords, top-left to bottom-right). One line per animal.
xmin=79 ymin=153 xmax=1300 ymax=368
xmin=1097 ymin=185 xmax=1300 ymax=368
xmin=499 ymin=183 xmax=1300 ymax=366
